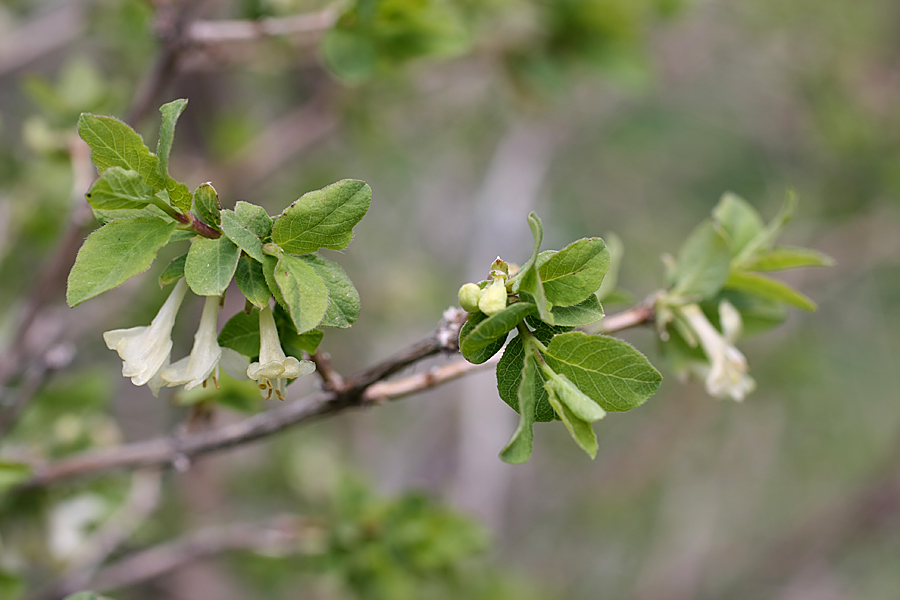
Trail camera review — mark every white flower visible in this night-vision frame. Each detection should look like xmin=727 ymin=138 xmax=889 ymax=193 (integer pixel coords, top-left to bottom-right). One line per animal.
xmin=679 ymin=301 xmax=756 ymax=401
xmin=247 ymin=306 xmax=315 ymax=400
xmin=103 ymin=279 xmax=188 ymax=387
xmin=161 ymin=295 xmax=249 ymax=391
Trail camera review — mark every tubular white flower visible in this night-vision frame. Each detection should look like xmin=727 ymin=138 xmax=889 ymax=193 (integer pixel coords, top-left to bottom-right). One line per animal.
xmin=247 ymin=306 xmax=315 ymax=400
xmin=679 ymin=302 xmax=756 ymax=402
xmin=103 ymin=279 xmax=188 ymax=387
xmin=161 ymin=295 xmax=224 ymax=390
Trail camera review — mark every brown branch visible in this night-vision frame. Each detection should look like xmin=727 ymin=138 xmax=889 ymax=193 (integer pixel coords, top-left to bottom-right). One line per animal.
xmin=15 ymin=304 xmax=654 ymax=489
xmin=33 ymin=515 xmax=309 ymax=600
xmin=310 ymin=351 xmax=346 ymax=393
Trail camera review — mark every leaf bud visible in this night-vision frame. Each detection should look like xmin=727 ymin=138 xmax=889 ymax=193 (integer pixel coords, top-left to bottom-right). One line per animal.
xmin=491 ymin=257 xmax=509 ymax=277
xmin=458 ymin=283 xmax=482 ymax=313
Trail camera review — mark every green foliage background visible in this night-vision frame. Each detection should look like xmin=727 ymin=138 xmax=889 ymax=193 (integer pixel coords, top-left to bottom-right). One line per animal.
xmin=1 ymin=0 xmax=899 ymax=598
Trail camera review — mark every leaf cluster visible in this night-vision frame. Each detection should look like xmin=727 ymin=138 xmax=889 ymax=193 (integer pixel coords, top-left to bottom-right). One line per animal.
xmin=67 ymin=101 xmax=371 ymax=362
xmin=458 ymin=213 xmax=662 ymax=463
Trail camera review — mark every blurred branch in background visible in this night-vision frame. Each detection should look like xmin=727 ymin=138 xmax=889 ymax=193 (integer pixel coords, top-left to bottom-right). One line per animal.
xmin=0 ymin=2 xmax=88 ymax=77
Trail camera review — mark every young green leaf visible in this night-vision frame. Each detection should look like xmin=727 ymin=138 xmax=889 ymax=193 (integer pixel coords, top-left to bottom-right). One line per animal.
xmin=193 ymin=183 xmax=222 ymax=228
xmin=262 ymin=254 xmax=287 ymax=309
xmin=497 ymin=330 xmax=556 ymax=422
xmin=519 ymin=265 xmax=553 ymax=325
xmin=218 ymin=308 xmax=260 ymax=356
xmin=744 ymin=246 xmax=835 ymax=271
xmin=545 ymin=372 xmax=606 ymax=422
xmin=84 ymin=167 xmax=156 ymax=211
xmin=234 ymin=201 xmax=273 ymax=238
xmin=725 ymin=271 xmax=817 ymax=311
xmin=459 ymin=302 xmax=536 ymax=358
xmin=273 ymin=253 xmax=329 ymax=333
xmin=159 ymin=253 xmax=187 ymax=287
xmin=735 ymin=191 xmax=798 ymax=265
xmin=157 ymin=98 xmax=187 ymax=178
xmin=500 ymin=352 xmax=538 ymax=464
xmin=542 ymin=331 xmax=662 ymax=412
xmin=220 ymin=209 xmax=265 ymax=262
xmin=235 ymin=254 xmax=271 ymax=307
xmin=672 ymin=220 xmax=731 ymax=299
xmin=459 ymin=313 xmax=507 ymax=364
xmin=511 ymin=212 xmax=544 ymax=293
xmin=712 ymin=192 xmax=765 ymax=256
xmin=272 ymin=179 xmax=371 ymax=255
xmin=546 ymin=390 xmax=598 ymax=459
xmin=298 ymin=253 xmax=361 ymax=328
xmin=78 ymin=113 xmax=163 ymax=189
xmin=67 ymin=216 xmax=175 ymax=306
xmin=538 ymin=237 xmax=610 ymax=307
xmin=548 ymin=295 xmax=604 ymax=327
xmin=184 ymin=236 xmax=241 ymax=296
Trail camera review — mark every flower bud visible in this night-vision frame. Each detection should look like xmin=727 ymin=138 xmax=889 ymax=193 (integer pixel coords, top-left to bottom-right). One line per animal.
xmin=479 ymin=278 xmax=508 ymax=316
xmin=491 ymin=257 xmax=509 ymax=277
xmin=458 ymin=283 xmax=482 ymax=313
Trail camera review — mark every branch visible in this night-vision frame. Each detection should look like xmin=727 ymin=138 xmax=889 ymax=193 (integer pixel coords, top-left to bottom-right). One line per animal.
xmin=186 ymin=9 xmax=338 ymax=44
xmin=16 ymin=303 xmax=653 ymax=489
xmin=33 ymin=515 xmax=308 ymax=600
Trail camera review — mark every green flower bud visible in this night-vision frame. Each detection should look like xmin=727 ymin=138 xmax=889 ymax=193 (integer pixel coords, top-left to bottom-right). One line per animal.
xmin=491 ymin=257 xmax=509 ymax=277
xmin=458 ymin=283 xmax=482 ymax=313
xmin=479 ymin=278 xmax=508 ymax=316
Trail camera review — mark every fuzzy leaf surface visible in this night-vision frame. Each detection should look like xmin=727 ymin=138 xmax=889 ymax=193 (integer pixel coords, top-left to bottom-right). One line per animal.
xmin=459 ymin=302 xmax=535 ymax=358
xmin=235 ymin=254 xmax=271 ymax=307
xmin=299 ymin=253 xmax=360 ymax=328
xmin=218 ymin=309 xmax=260 ymax=356
xmin=272 ymin=179 xmax=371 ymax=254
xmin=273 ymin=254 xmax=329 ymax=333
xmin=185 ymin=236 xmax=241 ymax=296
xmin=67 ymin=216 xmax=174 ymax=306
xmin=193 ymin=183 xmax=221 ymax=227
xmin=497 ymin=330 xmax=556 ymax=422
xmin=84 ymin=167 xmax=155 ymax=211
xmin=538 ymin=237 xmax=610 ymax=307
xmin=542 ymin=332 xmax=662 ymax=412
xmin=500 ymin=353 xmax=538 ymax=464
xmin=159 ymin=253 xmax=187 ymax=287
xmin=459 ymin=313 xmax=507 ymax=364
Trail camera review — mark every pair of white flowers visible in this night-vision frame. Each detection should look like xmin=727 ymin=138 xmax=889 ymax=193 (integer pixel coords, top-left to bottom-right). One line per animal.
xmin=678 ymin=301 xmax=756 ymax=402
xmin=103 ymin=279 xmax=314 ymax=399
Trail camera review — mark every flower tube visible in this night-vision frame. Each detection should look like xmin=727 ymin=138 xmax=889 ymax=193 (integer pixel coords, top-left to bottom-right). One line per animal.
xmin=679 ymin=302 xmax=756 ymax=401
xmin=247 ymin=306 xmax=315 ymax=400
xmin=161 ymin=295 xmax=224 ymax=390
xmin=103 ymin=279 xmax=188 ymax=387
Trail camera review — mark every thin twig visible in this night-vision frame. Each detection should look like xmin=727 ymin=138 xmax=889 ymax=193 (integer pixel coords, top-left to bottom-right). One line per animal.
xmin=32 ymin=515 xmax=309 ymax=600
xmin=310 ymin=351 xmax=346 ymax=393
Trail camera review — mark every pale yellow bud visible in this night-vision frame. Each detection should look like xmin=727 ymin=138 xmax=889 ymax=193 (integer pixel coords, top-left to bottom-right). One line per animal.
xmin=458 ymin=283 xmax=482 ymax=313
xmin=479 ymin=278 xmax=508 ymax=316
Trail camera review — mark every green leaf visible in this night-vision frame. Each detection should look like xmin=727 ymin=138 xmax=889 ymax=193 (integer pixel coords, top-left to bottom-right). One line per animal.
xmin=273 ymin=253 xmax=329 ymax=333
xmin=518 ymin=265 xmax=553 ymax=325
xmin=274 ymin=305 xmax=324 ymax=357
xmin=497 ymin=330 xmax=556 ymax=423
xmin=235 ymin=254 xmax=270 ymax=307
xmin=220 ymin=209 xmax=265 ymax=262
xmin=546 ymin=390 xmax=598 ymax=459
xmin=84 ymin=167 xmax=156 ymax=211
xmin=735 ymin=191 xmax=798 ymax=264
xmin=549 ymin=295 xmax=605 ymax=327
xmin=725 ymin=271 xmax=817 ymax=311
xmin=512 ymin=212 xmax=544 ymax=293
xmin=712 ymin=192 xmax=765 ymax=256
xmin=159 ymin=252 xmax=187 ymax=287
xmin=542 ymin=331 xmax=662 ymax=412
xmin=272 ymin=179 xmax=371 ymax=254
xmin=218 ymin=308 xmax=260 ymax=356
xmin=298 ymin=253 xmax=361 ymax=328
xmin=184 ymin=236 xmax=241 ymax=296
xmin=234 ymin=201 xmax=273 ymax=238
xmin=538 ymin=237 xmax=610 ymax=307
xmin=0 ymin=461 xmax=31 ymax=494
xmin=67 ymin=216 xmax=175 ymax=306
xmin=156 ymin=99 xmax=192 ymax=212
xmin=672 ymin=220 xmax=732 ymax=299
xmin=193 ymin=183 xmax=221 ymax=227
xmin=169 ymin=229 xmax=197 ymax=243
xmin=545 ymin=372 xmax=606 ymax=422
xmin=744 ymin=246 xmax=834 ymax=271
xmin=157 ymin=99 xmax=187 ymax=179
xmin=459 ymin=302 xmax=535 ymax=358
xmin=459 ymin=313 xmax=507 ymax=364
xmin=597 ymin=232 xmax=623 ymax=301
xmin=500 ymin=353 xmax=538 ymax=463
xmin=78 ymin=113 xmax=163 ymax=189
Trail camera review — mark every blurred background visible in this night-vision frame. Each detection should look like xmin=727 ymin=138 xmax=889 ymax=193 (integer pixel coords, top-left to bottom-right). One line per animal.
xmin=1 ymin=0 xmax=899 ymax=598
